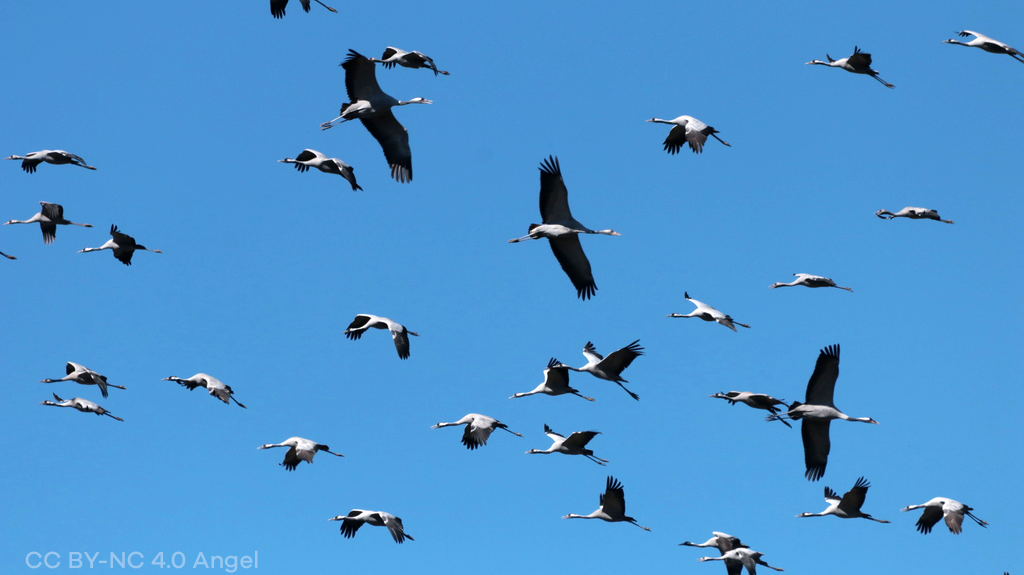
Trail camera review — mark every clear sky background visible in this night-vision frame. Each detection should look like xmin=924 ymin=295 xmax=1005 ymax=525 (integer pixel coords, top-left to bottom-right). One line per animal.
xmin=2 ymin=1 xmax=1022 ymax=573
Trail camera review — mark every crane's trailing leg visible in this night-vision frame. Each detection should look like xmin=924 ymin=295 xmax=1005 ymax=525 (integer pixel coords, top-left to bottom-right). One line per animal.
xmin=320 ymin=116 xmax=349 ymax=130
xmin=314 ymin=0 xmax=338 ymax=12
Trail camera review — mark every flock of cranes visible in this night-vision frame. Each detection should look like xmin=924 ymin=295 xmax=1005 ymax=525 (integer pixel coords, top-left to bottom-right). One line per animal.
xmin=8 ymin=4 xmax=1014 ymax=571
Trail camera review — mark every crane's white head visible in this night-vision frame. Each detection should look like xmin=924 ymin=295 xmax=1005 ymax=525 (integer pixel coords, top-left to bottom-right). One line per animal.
xmin=399 ymin=97 xmax=432 ymax=106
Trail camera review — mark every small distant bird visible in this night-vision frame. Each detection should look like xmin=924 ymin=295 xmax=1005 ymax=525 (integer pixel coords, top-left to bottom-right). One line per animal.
xmin=508 ymin=156 xmax=620 ymax=300
xmin=343 ymin=314 xmax=419 ymax=359
xmin=526 ymin=424 xmax=608 ymax=465
xmin=646 ymin=115 xmax=731 ymax=154
xmin=709 ymin=392 xmax=791 ymax=428
xmin=509 ymin=358 xmax=595 ymax=401
xmin=806 ymin=46 xmax=894 ymax=88
xmin=943 ymin=30 xmax=1024 ymax=64
xmin=329 ymin=510 xmax=413 ymax=544
xmin=5 ymin=150 xmax=96 ymax=173
xmin=563 ymin=340 xmax=644 ymax=401
xmin=562 ymin=475 xmax=650 ymax=531
xmin=432 ymin=413 xmax=522 ymax=449
xmin=797 ymin=477 xmax=890 ymax=523
xmin=769 ymin=273 xmax=852 ymax=292
xmin=270 ymin=0 xmax=336 ymax=18
xmin=320 ymin=50 xmax=432 ymax=183
xmin=668 ymin=292 xmax=750 ymax=332
xmin=4 ymin=201 xmax=92 ymax=244
xmin=767 ymin=344 xmax=879 ymax=481
xmin=40 ymin=361 xmax=125 ymax=398
xmin=78 ymin=225 xmax=162 ymax=266
xmin=900 ymin=497 xmax=988 ymax=534
xmin=371 ymin=47 xmax=449 ymax=76
xmin=40 ymin=393 xmax=123 ymax=422
xmin=875 ymin=207 xmax=953 ymax=224
xmin=162 ymin=374 xmax=246 ymax=408
xmin=680 ymin=532 xmax=749 ymax=553
xmin=257 ymin=437 xmax=344 ymax=471
xmin=279 ymin=149 xmax=362 ymax=191
xmin=698 ymin=548 xmax=784 ymax=575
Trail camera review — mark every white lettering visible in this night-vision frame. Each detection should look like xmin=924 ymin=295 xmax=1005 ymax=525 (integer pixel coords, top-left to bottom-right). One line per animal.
xmin=84 ymin=551 xmax=99 ymax=568
xmin=193 ymin=552 xmax=209 ymax=568
xmin=44 ymin=552 xmax=60 ymax=568
xmin=128 ymin=552 xmax=144 ymax=568
xmin=25 ymin=551 xmax=42 ymax=568
xmin=69 ymin=552 xmax=81 ymax=568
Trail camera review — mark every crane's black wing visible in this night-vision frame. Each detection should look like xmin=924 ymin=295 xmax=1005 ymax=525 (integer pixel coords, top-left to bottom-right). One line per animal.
xmin=361 ymin=112 xmax=412 ymax=183
xmin=805 ymin=344 xmax=840 ymax=407
xmin=548 ymin=234 xmax=595 ymax=300
xmin=802 ymin=419 xmax=830 ymax=481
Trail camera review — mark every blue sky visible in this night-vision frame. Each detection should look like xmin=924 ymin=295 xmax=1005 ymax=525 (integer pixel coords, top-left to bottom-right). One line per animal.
xmin=2 ymin=1 xmax=1021 ymax=573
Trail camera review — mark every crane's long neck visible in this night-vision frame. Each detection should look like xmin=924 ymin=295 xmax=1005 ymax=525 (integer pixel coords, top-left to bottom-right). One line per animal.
xmin=837 ymin=413 xmax=877 ymax=423
xmin=563 ymin=513 xmax=600 ymax=520
xmin=5 ymin=216 xmax=41 ymax=225
xmin=526 ymin=449 xmax=554 ymax=455
xmin=797 ymin=511 xmax=828 ymax=518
